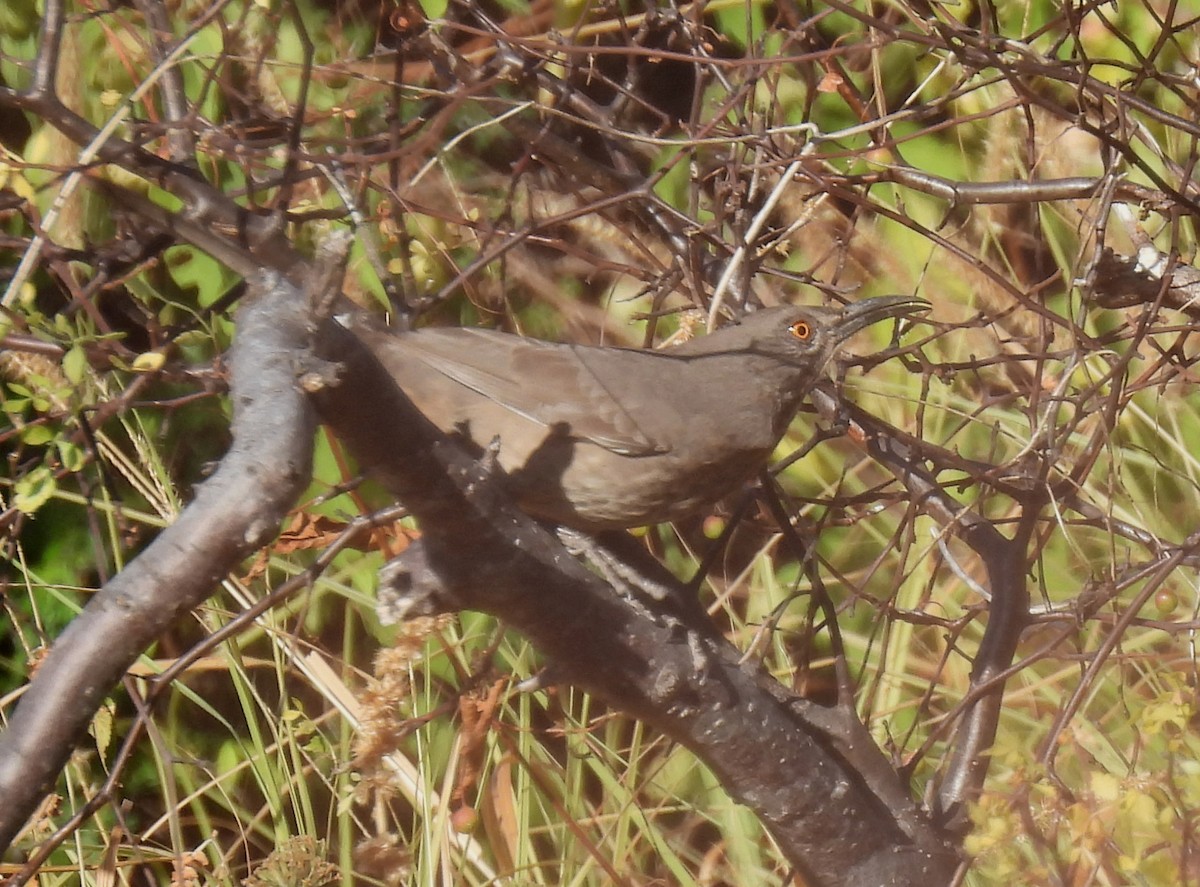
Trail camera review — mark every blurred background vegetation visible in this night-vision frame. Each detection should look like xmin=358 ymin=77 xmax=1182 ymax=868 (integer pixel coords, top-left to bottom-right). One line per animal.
xmin=2 ymin=0 xmax=1200 ymax=883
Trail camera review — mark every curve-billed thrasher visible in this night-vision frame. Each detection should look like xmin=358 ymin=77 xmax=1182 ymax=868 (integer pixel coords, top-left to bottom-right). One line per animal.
xmin=354 ymin=296 xmax=927 ymax=530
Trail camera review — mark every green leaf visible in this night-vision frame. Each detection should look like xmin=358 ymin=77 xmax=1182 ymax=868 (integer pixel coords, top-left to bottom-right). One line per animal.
xmin=0 ymin=0 xmax=39 ymax=42
xmin=13 ymin=465 xmax=56 ymax=513
xmin=90 ymin=700 xmax=115 ymax=757
xmin=19 ymin=424 xmax=54 ymax=446
xmin=62 ymin=345 xmax=88 ymax=384
xmin=57 ymin=440 xmax=86 ymax=472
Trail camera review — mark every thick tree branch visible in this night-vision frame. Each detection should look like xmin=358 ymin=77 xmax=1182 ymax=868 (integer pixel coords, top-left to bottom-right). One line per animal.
xmin=0 ymin=273 xmax=316 ymax=852
xmin=812 ymin=389 xmax=1032 ymax=829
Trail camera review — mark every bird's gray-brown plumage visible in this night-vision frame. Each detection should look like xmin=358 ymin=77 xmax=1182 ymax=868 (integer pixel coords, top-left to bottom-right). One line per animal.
xmin=354 ymin=296 xmax=928 ymax=530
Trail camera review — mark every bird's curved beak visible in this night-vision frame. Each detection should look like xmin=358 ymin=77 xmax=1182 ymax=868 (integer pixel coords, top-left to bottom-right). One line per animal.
xmin=829 ymin=295 xmax=930 ymax=346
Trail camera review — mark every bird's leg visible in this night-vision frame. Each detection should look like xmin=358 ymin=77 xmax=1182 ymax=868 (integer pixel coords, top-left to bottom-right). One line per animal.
xmin=555 ymin=527 xmax=677 ymax=603
xmin=555 ymin=527 xmax=715 ymax=674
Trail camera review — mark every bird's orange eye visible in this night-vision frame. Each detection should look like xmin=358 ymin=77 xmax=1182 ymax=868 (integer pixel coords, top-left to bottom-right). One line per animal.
xmin=789 ymin=320 xmax=812 ymax=340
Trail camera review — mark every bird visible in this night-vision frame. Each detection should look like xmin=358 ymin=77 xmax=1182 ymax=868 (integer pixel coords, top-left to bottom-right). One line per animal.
xmin=351 ymin=296 xmax=928 ymax=531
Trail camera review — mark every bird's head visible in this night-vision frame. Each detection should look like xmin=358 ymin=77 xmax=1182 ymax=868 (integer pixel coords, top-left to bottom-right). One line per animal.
xmin=717 ymin=295 xmax=930 ymax=375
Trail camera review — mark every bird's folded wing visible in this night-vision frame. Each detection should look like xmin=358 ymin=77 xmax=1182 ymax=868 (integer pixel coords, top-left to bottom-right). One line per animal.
xmin=399 ymin=328 xmax=668 ymax=456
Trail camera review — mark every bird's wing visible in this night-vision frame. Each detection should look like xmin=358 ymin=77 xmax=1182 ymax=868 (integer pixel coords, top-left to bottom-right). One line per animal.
xmin=396 ymin=328 xmax=669 ymax=456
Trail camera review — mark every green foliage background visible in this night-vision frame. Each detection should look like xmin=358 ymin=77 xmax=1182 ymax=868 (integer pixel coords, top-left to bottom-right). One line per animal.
xmin=2 ymin=0 xmax=1200 ymax=884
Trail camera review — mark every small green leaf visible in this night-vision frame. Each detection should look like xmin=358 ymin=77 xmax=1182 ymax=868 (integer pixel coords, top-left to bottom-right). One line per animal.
xmin=57 ymin=440 xmax=86 ymax=472
xmin=19 ymin=424 xmax=54 ymax=446
xmin=13 ymin=465 xmax=56 ymax=513
xmin=90 ymin=700 xmax=115 ymax=757
xmin=131 ymin=351 xmax=166 ymax=372
xmin=62 ymin=345 xmax=89 ymax=384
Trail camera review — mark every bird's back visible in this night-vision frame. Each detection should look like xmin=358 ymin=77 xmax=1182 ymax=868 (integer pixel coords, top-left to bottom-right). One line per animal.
xmin=355 ymin=322 xmax=800 ymax=528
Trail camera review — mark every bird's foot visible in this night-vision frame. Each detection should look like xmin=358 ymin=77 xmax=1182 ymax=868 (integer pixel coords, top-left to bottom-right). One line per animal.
xmin=554 ymin=527 xmax=719 ymax=677
xmin=555 ymin=527 xmax=676 ymax=603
